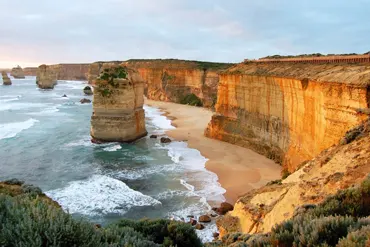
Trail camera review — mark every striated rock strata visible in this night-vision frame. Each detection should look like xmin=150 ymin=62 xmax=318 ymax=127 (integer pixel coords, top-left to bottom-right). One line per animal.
xmin=10 ymin=66 xmax=25 ymax=78
xmin=36 ymin=64 xmax=58 ymax=89
xmin=217 ymin=119 xmax=370 ymax=237
xmin=23 ymin=67 xmax=38 ymax=76
xmin=1 ymin=71 xmax=12 ymax=85
xmin=90 ymin=66 xmax=147 ymax=142
xmin=88 ymin=59 xmax=233 ymax=107
xmin=205 ymin=63 xmax=370 ymax=172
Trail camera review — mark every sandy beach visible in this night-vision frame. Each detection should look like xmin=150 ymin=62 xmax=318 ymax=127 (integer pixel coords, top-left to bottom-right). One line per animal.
xmin=146 ymin=99 xmax=282 ymax=203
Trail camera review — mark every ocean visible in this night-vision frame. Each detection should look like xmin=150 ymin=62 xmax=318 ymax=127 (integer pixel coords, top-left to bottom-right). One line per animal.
xmin=0 ymin=75 xmax=226 ymax=242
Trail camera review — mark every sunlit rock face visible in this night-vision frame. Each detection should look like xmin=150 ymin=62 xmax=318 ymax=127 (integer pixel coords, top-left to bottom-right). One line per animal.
xmin=11 ymin=66 xmax=25 ymax=79
xmin=205 ymin=62 xmax=370 ymax=172
xmin=36 ymin=65 xmax=58 ymax=89
xmin=88 ymin=60 xmax=233 ymax=108
xmin=2 ymin=71 xmax=12 ymax=85
xmin=90 ymin=66 xmax=147 ymax=143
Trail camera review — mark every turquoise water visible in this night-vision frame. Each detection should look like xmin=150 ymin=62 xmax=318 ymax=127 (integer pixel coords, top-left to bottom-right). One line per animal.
xmin=0 ymin=76 xmax=225 ymax=241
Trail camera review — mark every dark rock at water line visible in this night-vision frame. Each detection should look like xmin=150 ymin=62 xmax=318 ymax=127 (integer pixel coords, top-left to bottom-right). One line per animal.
xmin=189 ymin=218 xmax=197 ymax=226
xmin=198 ymin=215 xmax=211 ymax=223
xmin=62 ymin=94 xmax=67 ymax=97
xmin=83 ymin=86 xmax=93 ymax=95
xmin=150 ymin=134 xmax=158 ymax=139
xmin=195 ymin=223 xmax=205 ymax=230
xmin=91 ymin=138 xmax=103 ymax=144
xmin=80 ymin=98 xmax=91 ymax=104
xmin=160 ymin=137 xmax=172 ymax=143
xmin=187 ymin=215 xmax=195 ymax=218
xmin=213 ymin=232 xmax=220 ymax=238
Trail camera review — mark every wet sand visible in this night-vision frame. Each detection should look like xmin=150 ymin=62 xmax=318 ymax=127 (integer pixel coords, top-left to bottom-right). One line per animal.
xmin=146 ymin=99 xmax=282 ymax=203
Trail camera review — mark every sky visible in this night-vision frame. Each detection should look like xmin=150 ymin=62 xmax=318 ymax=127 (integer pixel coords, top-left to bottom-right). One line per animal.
xmin=0 ymin=0 xmax=369 ymax=68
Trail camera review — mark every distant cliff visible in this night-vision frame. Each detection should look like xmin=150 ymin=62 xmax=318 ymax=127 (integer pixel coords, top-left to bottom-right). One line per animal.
xmin=205 ymin=62 xmax=370 ymax=172
xmin=23 ymin=67 xmax=38 ymax=76
xmin=36 ymin=64 xmax=90 ymax=81
xmin=88 ymin=59 xmax=234 ymax=107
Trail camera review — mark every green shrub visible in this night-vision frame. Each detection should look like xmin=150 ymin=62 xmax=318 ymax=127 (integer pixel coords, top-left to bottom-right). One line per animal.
xmin=113 ymin=218 xmax=202 ymax=247
xmin=180 ymin=93 xmax=203 ymax=107
xmin=337 ymin=225 xmax=370 ymax=247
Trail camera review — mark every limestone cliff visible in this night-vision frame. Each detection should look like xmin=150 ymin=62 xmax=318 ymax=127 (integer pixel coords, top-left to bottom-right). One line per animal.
xmin=36 ymin=64 xmax=58 ymax=89
xmin=217 ymin=119 xmax=370 ymax=238
xmin=88 ymin=61 xmax=121 ymax=85
xmin=205 ymin=62 xmax=370 ymax=172
xmin=56 ymin=64 xmax=90 ymax=80
xmin=88 ymin=59 xmax=233 ymax=107
xmin=23 ymin=67 xmax=38 ymax=76
xmin=10 ymin=66 xmax=25 ymax=79
xmin=1 ymin=71 xmax=12 ymax=85
xmin=90 ymin=65 xmax=147 ymax=142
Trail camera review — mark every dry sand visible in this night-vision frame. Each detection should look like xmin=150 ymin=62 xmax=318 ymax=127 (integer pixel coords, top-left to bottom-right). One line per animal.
xmin=146 ymin=99 xmax=282 ymax=203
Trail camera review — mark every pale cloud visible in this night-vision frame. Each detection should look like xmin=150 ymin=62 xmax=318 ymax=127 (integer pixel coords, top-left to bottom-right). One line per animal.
xmin=0 ymin=0 xmax=369 ymax=67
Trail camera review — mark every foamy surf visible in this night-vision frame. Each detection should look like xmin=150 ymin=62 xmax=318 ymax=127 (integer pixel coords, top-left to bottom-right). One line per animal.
xmin=103 ymin=144 xmax=122 ymax=152
xmin=0 ymin=118 xmax=39 ymax=140
xmin=144 ymin=105 xmax=175 ymax=131
xmin=46 ymin=175 xmax=162 ymax=216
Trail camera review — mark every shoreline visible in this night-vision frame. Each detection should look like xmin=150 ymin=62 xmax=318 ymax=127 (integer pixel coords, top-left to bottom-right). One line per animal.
xmin=145 ymin=99 xmax=282 ymax=203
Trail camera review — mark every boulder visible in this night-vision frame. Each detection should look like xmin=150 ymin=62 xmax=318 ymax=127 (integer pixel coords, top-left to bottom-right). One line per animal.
xmin=1 ymin=72 xmax=12 ymax=85
xmin=213 ymin=202 xmax=234 ymax=215
xmin=150 ymin=134 xmax=158 ymax=139
xmin=83 ymin=86 xmax=93 ymax=95
xmin=62 ymin=94 xmax=67 ymax=97
xmin=213 ymin=232 xmax=220 ymax=239
xmin=189 ymin=219 xmax=197 ymax=226
xmin=195 ymin=224 xmax=205 ymax=230
xmin=198 ymin=215 xmax=211 ymax=223
xmin=80 ymin=98 xmax=91 ymax=104
xmin=160 ymin=137 xmax=172 ymax=143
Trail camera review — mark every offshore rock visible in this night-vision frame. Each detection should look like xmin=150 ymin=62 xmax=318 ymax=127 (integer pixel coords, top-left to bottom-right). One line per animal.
xmin=90 ymin=66 xmax=147 ymax=142
xmin=83 ymin=86 xmax=93 ymax=95
xmin=80 ymin=98 xmax=91 ymax=104
xmin=11 ymin=66 xmax=25 ymax=79
xmin=2 ymin=71 xmax=12 ymax=85
xmin=36 ymin=64 xmax=58 ymax=89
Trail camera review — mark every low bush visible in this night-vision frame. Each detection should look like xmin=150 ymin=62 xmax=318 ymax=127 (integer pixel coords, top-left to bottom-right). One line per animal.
xmin=180 ymin=93 xmax=203 ymax=107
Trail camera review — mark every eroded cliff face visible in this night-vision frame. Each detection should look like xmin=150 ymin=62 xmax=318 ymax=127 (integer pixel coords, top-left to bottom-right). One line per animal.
xmin=56 ymin=64 xmax=90 ymax=80
xmin=10 ymin=66 xmax=25 ymax=79
xmin=23 ymin=67 xmax=38 ymax=76
xmin=90 ymin=66 xmax=147 ymax=142
xmin=88 ymin=60 xmax=233 ymax=107
xmin=205 ymin=63 xmax=370 ymax=172
xmin=36 ymin=65 xmax=58 ymax=89
xmin=217 ymin=119 xmax=370 ymax=238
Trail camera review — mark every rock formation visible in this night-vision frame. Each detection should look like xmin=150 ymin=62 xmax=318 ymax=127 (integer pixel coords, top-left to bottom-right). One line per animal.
xmin=36 ymin=64 xmax=58 ymax=89
xmin=205 ymin=62 xmax=370 ymax=172
xmin=88 ymin=60 xmax=233 ymax=107
xmin=10 ymin=66 xmax=25 ymax=78
xmin=216 ymin=119 xmax=370 ymax=238
xmin=56 ymin=64 xmax=90 ymax=80
xmin=90 ymin=65 xmax=147 ymax=142
xmin=1 ymin=71 xmax=12 ymax=85
xmin=83 ymin=86 xmax=93 ymax=95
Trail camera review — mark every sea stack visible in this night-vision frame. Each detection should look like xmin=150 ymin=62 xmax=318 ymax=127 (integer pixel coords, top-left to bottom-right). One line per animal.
xmin=1 ymin=71 xmax=12 ymax=85
xmin=90 ymin=65 xmax=147 ymax=142
xmin=11 ymin=65 xmax=26 ymax=79
xmin=36 ymin=64 xmax=58 ymax=89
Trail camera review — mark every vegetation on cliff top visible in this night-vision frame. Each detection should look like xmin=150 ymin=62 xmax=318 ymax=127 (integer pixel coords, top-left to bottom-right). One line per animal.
xmin=180 ymin=93 xmax=203 ymax=107
xmin=0 ymin=180 xmax=202 ymax=247
xmin=207 ymin=175 xmax=370 ymax=247
xmin=126 ymin=59 xmax=234 ymax=70
xmin=260 ymin=52 xmax=369 ymax=59
xmin=96 ymin=66 xmax=128 ymax=97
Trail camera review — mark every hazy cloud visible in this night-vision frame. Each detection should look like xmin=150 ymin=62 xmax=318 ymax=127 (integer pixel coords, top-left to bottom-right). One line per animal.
xmin=0 ymin=0 xmax=369 ymax=67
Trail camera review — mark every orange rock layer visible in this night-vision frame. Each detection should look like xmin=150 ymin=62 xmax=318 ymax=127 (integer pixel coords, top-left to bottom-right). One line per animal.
xmin=205 ymin=63 xmax=370 ymax=172
xmin=88 ymin=60 xmax=233 ymax=107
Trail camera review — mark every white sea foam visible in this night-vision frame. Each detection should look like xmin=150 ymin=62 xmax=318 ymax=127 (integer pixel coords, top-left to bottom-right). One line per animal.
xmin=46 ymin=175 xmax=162 ymax=216
xmin=103 ymin=144 xmax=122 ymax=152
xmin=65 ymin=136 xmax=94 ymax=148
xmin=180 ymin=179 xmax=195 ymax=191
xmin=144 ymin=105 xmax=175 ymax=131
xmin=0 ymin=118 xmax=39 ymax=140
xmin=0 ymin=102 xmax=46 ymax=112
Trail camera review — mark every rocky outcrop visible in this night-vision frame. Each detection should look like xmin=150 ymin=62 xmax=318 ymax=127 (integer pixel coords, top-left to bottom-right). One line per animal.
xmin=23 ymin=67 xmax=38 ymax=76
xmin=83 ymin=86 xmax=93 ymax=95
xmin=10 ymin=66 xmax=25 ymax=78
xmin=90 ymin=65 xmax=147 ymax=142
xmin=1 ymin=71 xmax=11 ymax=85
xmin=36 ymin=64 xmax=58 ymax=89
xmin=87 ymin=61 xmax=121 ymax=85
xmin=216 ymin=119 xmax=370 ymax=237
xmin=88 ymin=60 xmax=233 ymax=107
xmin=205 ymin=62 xmax=370 ymax=172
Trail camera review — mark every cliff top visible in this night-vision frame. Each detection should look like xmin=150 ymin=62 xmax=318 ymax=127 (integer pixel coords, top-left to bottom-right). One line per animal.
xmin=224 ymin=62 xmax=370 ymax=86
